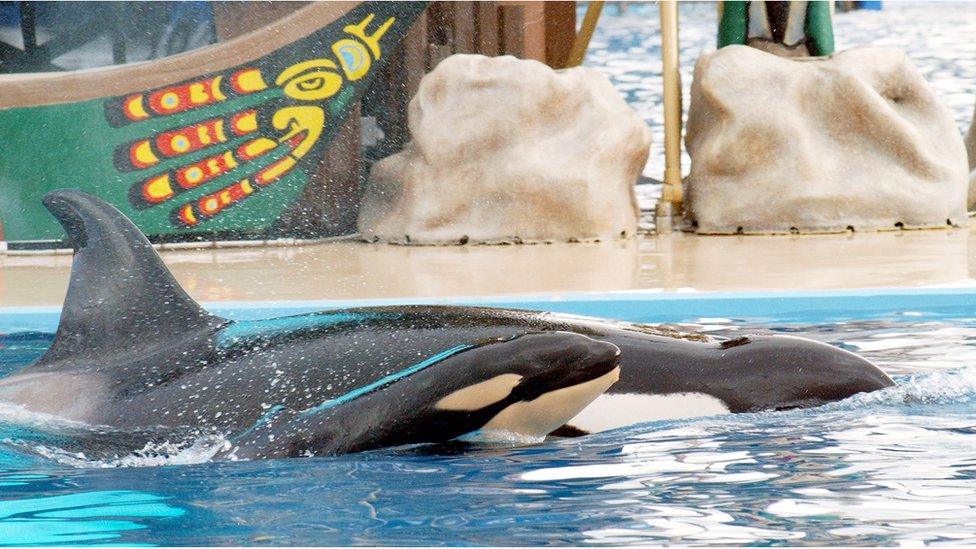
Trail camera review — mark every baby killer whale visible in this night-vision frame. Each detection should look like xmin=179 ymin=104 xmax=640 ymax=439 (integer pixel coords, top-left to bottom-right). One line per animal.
xmin=0 ymin=190 xmax=893 ymax=460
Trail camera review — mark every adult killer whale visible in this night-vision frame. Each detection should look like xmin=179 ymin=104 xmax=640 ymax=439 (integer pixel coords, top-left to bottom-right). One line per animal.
xmin=0 ymin=191 xmax=621 ymax=460
xmin=0 ymin=191 xmax=893 ymax=459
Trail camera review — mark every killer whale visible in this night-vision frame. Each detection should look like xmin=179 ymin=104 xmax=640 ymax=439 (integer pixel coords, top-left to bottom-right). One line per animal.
xmin=0 ymin=191 xmax=621 ymax=459
xmin=0 ymin=190 xmax=893 ymax=459
xmin=203 ymin=304 xmax=894 ymax=437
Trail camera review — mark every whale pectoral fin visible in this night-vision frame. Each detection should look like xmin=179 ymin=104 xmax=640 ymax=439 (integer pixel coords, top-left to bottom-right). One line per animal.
xmin=37 ymin=191 xmax=226 ymax=365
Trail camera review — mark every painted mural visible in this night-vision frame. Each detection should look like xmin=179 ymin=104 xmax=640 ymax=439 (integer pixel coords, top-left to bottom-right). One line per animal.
xmin=0 ymin=2 xmax=425 ymax=246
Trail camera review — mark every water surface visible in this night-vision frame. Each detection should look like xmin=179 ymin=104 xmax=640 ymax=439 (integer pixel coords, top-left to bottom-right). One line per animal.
xmin=2 ymin=302 xmax=976 ymax=545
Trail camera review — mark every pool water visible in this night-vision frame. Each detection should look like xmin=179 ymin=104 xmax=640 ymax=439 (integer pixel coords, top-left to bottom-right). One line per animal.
xmin=2 ymin=292 xmax=976 ymax=546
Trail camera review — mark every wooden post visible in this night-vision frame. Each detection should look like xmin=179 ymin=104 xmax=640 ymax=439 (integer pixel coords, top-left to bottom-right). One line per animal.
xmin=453 ymin=2 xmax=476 ymax=53
xmin=519 ymin=2 xmax=547 ymax=62
xmin=368 ymin=9 xmax=428 ymax=155
xmin=109 ymin=4 xmax=127 ymax=64
xmin=316 ymin=102 xmax=363 ymax=235
xmin=426 ymin=2 xmax=454 ymax=68
xmin=403 ymin=9 xmax=429 ymax=99
xmin=657 ymin=0 xmax=682 ymax=232
xmin=499 ymin=5 xmax=525 ymax=58
xmin=18 ymin=3 xmax=38 ymax=53
xmin=565 ymin=1 xmax=603 ymax=67
xmin=476 ymin=2 xmax=499 ymax=56
xmin=544 ymin=2 xmax=576 ymax=68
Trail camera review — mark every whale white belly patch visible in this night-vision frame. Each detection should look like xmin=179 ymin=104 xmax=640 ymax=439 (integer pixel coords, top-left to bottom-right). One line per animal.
xmin=482 ymin=367 xmax=621 ymax=437
xmin=566 ymin=392 xmax=731 ymax=433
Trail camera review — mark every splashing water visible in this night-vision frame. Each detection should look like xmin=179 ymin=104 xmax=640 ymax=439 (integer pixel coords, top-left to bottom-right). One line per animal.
xmin=23 ymin=436 xmax=230 ymax=469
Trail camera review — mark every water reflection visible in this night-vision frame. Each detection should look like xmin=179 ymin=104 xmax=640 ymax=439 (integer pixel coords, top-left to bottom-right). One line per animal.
xmin=0 ymin=470 xmax=185 ymax=546
xmin=683 ymin=317 xmax=976 ymax=376
xmin=515 ymin=400 xmax=976 ymax=545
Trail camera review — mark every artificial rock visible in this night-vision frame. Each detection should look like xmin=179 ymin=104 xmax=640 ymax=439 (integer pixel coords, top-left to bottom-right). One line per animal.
xmin=357 ymin=54 xmax=651 ymax=244
xmin=684 ymin=45 xmax=969 ymax=234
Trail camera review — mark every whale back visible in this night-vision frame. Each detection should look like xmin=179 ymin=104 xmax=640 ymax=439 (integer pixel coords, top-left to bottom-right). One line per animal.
xmin=36 ymin=190 xmax=225 ymax=365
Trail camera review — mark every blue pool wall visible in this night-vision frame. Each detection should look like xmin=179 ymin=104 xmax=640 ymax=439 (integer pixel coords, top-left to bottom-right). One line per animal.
xmin=4 ymin=287 xmax=976 ymax=333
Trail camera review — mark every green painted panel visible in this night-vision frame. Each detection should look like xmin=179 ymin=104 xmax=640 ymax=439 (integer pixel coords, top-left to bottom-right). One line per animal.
xmin=805 ymin=2 xmax=835 ymax=56
xmin=717 ymin=2 xmax=748 ymax=49
xmin=0 ymin=2 xmax=425 ymax=244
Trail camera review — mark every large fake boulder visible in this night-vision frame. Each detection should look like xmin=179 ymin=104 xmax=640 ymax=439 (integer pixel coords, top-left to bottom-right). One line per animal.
xmin=357 ymin=54 xmax=650 ymax=245
xmin=685 ymin=45 xmax=969 ymax=234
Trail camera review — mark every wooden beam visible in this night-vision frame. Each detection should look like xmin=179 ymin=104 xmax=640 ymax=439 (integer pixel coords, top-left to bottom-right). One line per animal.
xmin=453 ymin=2 xmax=476 ymax=53
xmin=212 ymin=1 xmax=308 ymax=41
xmin=519 ymin=2 xmax=547 ymax=62
xmin=403 ymin=9 xmax=429 ymax=98
xmin=475 ymin=2 xmax=499 ymax=56
xmin=544 ymin=2 xmax=576 ymax=68
xmin=499 ymin=5 xmax=524 ymax=58
xmin=566 ymin=1 xmax=603 ymax=67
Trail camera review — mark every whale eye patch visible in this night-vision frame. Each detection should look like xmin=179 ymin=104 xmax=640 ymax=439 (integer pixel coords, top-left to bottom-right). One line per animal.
xmin=435 ymin=374 xmax=524 ymax=411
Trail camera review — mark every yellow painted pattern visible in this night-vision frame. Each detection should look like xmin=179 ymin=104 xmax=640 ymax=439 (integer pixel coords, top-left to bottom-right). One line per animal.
xmin=133 ymin=141 xmax=159 ymax=166
xmin=145 ymin=174 xmax=174 ymax=201
xmin=258 ymin=157 xmax=296 ymax=184
xmin=276 ymin=59 xmax=344 ymax=101
xmin=125 ymin=95 xmax=149 ymax=121
xmin=118 ymin=12 xmax=398 ymax=226
xmin=235 ymin=69 xmax=268 ymax=93
xmin=234 ymin=111 xmax=258 ymax=133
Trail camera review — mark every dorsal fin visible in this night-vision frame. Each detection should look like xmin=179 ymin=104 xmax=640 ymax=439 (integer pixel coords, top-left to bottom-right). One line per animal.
xmin=37 ymin=190 xmax=225 ymax=364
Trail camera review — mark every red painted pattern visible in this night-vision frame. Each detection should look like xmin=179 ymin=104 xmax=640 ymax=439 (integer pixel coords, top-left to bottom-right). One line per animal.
xmin=179 ymin=179 xmax=255 ymax=226
xmin=119 ymin=69 xmax=264 ymax=122
xmin=155 ymin=117 xmax=226 ymax=157
xmin=123 ymin=109 xmax=258 ymax=170
xmin=177 ymin=148 xmax=298 ymax=226
xmin=146 ymin=78 xmax=221 ymax=116
xmin=175 ymin=152 xmax=237 ymax=190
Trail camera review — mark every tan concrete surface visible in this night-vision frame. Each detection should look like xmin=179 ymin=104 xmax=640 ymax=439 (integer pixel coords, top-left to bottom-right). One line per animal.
xmin=2 ymin=228 xmax=976 ymax=307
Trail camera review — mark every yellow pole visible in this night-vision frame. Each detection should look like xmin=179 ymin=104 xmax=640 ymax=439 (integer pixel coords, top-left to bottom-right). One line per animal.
xmin=565 ymin=1 xmax=604 ymax=68
xmin=659 ymin=0 xmax=682 ymax=210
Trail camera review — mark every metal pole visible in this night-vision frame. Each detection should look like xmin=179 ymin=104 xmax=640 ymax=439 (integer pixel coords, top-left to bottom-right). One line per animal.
xmin=656 ymin=0 xmax=682 ymax=233
xmin=19 ymin=2 xmax=38 ymax=62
